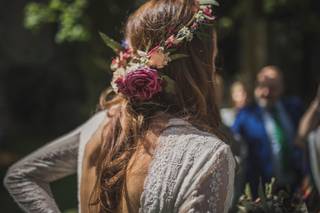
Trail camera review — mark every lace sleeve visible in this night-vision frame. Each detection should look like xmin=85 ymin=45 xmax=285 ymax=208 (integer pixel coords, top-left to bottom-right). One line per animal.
xmin=3 ymin=120 xmax=87 ymax=213
xmin=179 ymin=145 xmax=235 ymax=213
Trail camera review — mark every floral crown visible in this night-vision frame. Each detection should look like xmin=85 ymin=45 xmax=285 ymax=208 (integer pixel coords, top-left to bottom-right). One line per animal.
xmin=101 ymin=0 xmax=219 ymax=102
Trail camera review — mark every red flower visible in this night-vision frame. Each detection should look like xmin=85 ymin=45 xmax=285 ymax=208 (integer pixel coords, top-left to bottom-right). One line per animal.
xmin=165 ymin=35 xmax=176 ymax=48
xmin=203 ymin=6 xmax=213 ymax=17
xmin=191 ymin=23 xmax=199 ymax=30
xmin=111 ymin=49 xmax=133 ymax=70
xmin=115 ymin=67 xmax=162 ymax=101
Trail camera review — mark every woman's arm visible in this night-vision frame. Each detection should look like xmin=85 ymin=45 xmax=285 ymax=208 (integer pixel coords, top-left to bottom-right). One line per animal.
xmin=295 ymin=85 xmax=320 ymax=148
xmin=4 ymin=110 xmax=107 ymax=213
xmin=3 ymin=126 xmax=82 ymax=213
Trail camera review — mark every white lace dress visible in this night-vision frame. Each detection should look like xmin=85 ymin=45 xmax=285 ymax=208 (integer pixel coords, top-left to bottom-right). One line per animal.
xmin=4 ymin=111 xmax=235 ymax=213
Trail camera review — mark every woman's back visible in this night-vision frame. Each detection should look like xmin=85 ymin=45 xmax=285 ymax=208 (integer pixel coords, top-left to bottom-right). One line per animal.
xmin=82 ymin=116 xmax=234 ymax=213
xmin=137 ymin=119 xmax=234 ymax=213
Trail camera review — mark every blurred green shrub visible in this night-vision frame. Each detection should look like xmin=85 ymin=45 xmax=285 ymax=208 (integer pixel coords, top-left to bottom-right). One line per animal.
xmin=63 ymin=209 xmax=77 ymax=213
xmin=24 ymin=0 xmax=90 ymax=43
xmin=237 ymin=178 xmax=308 ymax=213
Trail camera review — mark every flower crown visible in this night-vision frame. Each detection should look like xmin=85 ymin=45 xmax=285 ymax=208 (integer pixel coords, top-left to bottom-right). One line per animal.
xmin=101 ymin=0 xmax=219 ymax=102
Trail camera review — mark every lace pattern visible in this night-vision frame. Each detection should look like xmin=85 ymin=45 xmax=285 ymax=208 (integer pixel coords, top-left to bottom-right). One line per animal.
xmin=140 ymin=120 xmax=235 ymax=213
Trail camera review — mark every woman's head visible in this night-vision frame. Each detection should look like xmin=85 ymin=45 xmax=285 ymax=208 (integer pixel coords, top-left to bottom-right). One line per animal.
xmin=125 ymin=0 xmax=197 ymax=51
xmin=91 ymin=0 xmax=221 ymax=212
xmin=123 ymin=0 xmax=220 ymax=129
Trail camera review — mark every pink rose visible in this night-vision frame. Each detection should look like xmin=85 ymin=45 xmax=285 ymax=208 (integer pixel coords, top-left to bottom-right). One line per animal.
xmin=203 ymin=6 xmax=213 ymax=17
xmin=115 ymin=67 xmax=162 ymax=101
xmin=147 ymin=48 xmax=169 ymax=69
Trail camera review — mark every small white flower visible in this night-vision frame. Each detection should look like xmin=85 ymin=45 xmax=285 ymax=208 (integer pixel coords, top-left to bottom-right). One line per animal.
xmin=126 ymin=63 xmax=143 ymax=73
xmin=195 ymin=11 xmax=206 ymax=22
xmin=176 ymin=27 xmax=193 ymax=42
xmin=111 ymin=67 xmax=126 ymax=92
xmin=137 ymin=50 xmax=148 ymax=57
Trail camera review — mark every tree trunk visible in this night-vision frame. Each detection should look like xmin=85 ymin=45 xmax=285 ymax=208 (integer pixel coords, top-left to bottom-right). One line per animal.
xmin=239 ymin=0 xmax=268 ymax=86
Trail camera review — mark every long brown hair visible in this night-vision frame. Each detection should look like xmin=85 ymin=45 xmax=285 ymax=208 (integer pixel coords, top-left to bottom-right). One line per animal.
xmin=90 ymin=0 xmax=222 ymax=212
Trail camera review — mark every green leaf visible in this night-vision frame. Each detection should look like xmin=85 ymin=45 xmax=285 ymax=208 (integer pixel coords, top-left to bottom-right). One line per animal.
xmin=258 ymin=179 xmax=269 ymax=211
xmin=99 ymin=32 xmax=122 ymax=53
xmin=266 ymin=178 xmax=275 ymax=198
xmin=199 ymin=0 xmax=220 ymax=6
xmin=237 ymin=206 xmax=248 ymax=213
xmin=244 ymin=183 xmax=252 ymax=200
xmin=170 ymin=54 xmax=189 ymax=61
xmin=63 ymin=209 xmax=77 ymax=213
xmin=242 ymin=202 xmax=257 ymax=212
xmin=167 ymin=48 xmax=177 ymax=53
xmin=297 ymin=203 xmax=309 ymax=213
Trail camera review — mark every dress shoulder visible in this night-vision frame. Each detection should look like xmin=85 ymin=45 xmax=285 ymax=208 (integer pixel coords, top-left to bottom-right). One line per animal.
xmin=139 ymin=119 xmax=235 ymax=213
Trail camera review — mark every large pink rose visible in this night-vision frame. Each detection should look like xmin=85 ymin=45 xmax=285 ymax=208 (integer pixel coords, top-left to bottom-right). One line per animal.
xmin=115 ymin=67 xmax=162 ymax=101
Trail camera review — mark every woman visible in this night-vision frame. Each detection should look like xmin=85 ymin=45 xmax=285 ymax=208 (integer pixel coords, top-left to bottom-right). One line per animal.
xmin=220 ymin=80 xmax=249 ymax=127
xmin=4 ymin=0 xmax=235 ymax=212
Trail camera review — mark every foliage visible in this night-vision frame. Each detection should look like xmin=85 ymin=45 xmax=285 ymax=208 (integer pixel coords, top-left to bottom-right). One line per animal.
xmin=23 ymin=0 xmax=320 ymax=43
xmin=24 ymin=0 xmax=90 ymax=43
xmin=237 ymin=178 xmax=308 ymax=213
xmin=63 ymin=209 xmax=77 ymax=213
xmin=262 ymin=0 xmax=288 ymax=13
xmin=99 ymin=32 xmax=122 ymax=53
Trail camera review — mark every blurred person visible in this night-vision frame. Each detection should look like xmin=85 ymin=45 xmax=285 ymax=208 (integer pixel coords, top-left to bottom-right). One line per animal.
xmin=296 ymin=85 xmax=320 ymax=193
xmin=231 ymin=81 xmax=248 ymax=110
xmin=220 ymin=80 xmax=248 ymax=127
xmin=295 ymin=85 xmax=320 ymax=148
xmin=4 ymin=1 xmax=235 ymax=213
xmin=232 ymin=65 xmax=304 ymax=198
xmin=214 ymin=73 xmax=248 ymax=161
xmin=214 ymin=73 xmax=248 ymax=211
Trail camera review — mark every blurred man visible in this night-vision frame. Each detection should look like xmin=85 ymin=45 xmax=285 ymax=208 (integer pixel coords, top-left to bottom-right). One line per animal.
xmin=232 ymin=66 xmax=304 ymax=197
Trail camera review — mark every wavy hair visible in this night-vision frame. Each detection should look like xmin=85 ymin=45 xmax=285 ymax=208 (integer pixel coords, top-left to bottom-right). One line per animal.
xmin=89 ymin=0 xmax=223 ymax=212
